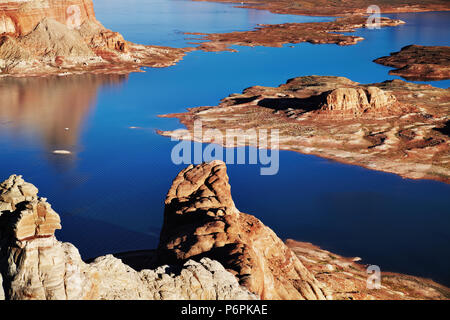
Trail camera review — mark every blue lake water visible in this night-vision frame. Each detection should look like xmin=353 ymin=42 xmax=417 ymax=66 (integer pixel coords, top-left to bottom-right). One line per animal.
xmin=0 ymin=0 xmax=449 ymax=285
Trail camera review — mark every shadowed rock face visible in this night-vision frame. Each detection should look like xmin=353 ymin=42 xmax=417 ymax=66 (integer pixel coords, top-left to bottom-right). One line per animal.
xmin=0 ymin=0 xmax=186 ymax=76
xmin=191 ymin=0 xmax=450 ymax=16
xmin=374 ymin=45 xmax=450 ymax=81
xmin=0 ymin=174 xmax=256 ymax=300
xmin=157 ymin=160 xmax=328 ymax=300
xmin=0 ymin=73 xmax=126 ymax=169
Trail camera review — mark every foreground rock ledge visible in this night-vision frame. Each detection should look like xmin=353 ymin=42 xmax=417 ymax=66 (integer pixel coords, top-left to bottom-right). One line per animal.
xmin=0 ymin=0 xmax=186 ymax=77
xmin=158 ymin=76 xmax=450 ymax=183
xmin=1 ymin=165 xmax=449 ymax=300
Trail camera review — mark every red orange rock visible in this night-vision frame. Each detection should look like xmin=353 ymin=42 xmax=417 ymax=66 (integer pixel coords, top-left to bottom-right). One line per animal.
xmin=157 ymin=161 xmax=328 ymax=300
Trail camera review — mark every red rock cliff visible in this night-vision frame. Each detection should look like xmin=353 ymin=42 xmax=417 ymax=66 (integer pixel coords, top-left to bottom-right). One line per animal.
xmin=0 ymin=0 xmax=98 ymax=36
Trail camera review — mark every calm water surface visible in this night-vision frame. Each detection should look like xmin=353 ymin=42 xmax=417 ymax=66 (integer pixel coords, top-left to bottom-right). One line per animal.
xmin=0 ymin=0 xmax=449 ymax=285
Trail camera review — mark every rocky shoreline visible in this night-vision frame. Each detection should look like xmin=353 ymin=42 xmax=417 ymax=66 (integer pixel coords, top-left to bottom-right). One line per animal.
xmin=158 ymin=76 xmax=450 ymax=184
xmin=0 ymin=161 xmax=449 ymax=300
xmin=189 ymin=15 xmax=405 ymax=52
xmin=374 ymin=45 xmax=450 ymax=81
xmin=1 ymin=1 xmax=446 ymax=78
xmin=0 ymin=0 xmax=187 ymax=77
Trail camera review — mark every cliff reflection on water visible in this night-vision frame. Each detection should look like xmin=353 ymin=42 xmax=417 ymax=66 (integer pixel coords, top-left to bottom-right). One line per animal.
xmin=0 ymin=74 xmax=127 ymax=169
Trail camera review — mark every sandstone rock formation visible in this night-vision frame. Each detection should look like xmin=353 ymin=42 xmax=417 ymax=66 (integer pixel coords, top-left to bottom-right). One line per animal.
xmin=0 ymin=0 xmax=186 ymax=76
xmin=193 ymin=0 xmax=450 ymax=16
xmin=0 ymin=174 xmax=256 ymax=300
xmin=374 ymin=45 xmax=450 ymax=81
xmin=0 ymin=74 xmax=125 ymax=163
xmin=320 ymin=86 xmax=398 ymax=116
xmin=158 ymin=76 xmax=450 ymax=183
xmin=191 ymin=15 xmax=405 ymax=52
xmin=156 ymin=161 xmax=328 ymax=300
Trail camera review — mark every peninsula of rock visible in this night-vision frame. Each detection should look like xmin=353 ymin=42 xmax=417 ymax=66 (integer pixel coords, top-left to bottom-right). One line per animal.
xmin=374 ymin=45 xmax=450 ymax=81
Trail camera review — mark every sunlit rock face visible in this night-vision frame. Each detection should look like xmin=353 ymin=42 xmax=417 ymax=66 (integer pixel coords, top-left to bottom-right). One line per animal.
xmin=157 ymin=160 xmax=329 ymax=300
xmin=0 ymin=175 xmax=61 ymax=240
xmin=0 ymin=0 xmax=98 ymax=37
xmin=0 ymin=174 xmax=257 ymax=300
xmin=321 ymin=86 xmax=397 ymax=116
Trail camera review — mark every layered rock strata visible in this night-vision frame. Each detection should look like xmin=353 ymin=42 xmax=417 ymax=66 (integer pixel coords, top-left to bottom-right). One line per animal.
xmin=286 ymin=240 xmax=450 ymax=300
xmin=192 ymin=0 xmax=450 ymax=16
xmin=158 ymin=76 xmax=450 ymax=183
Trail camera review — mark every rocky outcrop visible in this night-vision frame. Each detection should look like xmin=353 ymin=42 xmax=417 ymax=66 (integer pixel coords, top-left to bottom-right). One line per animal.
xmin=0 ymin=175 xmax=61 ymax=240
xmin=374 ymin=45 xmax=450 ymax=81
xmin=286 ymin=240 xmax=450 ymax=300
xmin=0 ymin=174 xmax=256 ymax=300
xmin=158 ymin=76 xmax=450 ymax=183
xmin=156 ymin=161 xmax=328 ymax=300
xmin=1 ymin=166 xmax=449 ymax=300
xmin=320 ymin=86 xmax=398 ymax=116
xmin=0 ymin=0 xmax=186 ymax=76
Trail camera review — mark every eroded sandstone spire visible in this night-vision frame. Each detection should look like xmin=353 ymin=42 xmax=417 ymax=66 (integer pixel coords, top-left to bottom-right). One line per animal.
xmin=0 ymin=175 xmax=61 ymax=240
xmin=157 ymin=160 xmax=329 ymax=300
xmin=0 ymin=174 xmax=256 ymax=300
